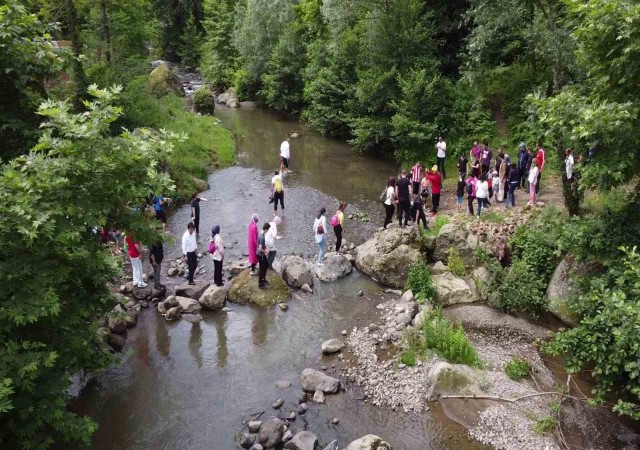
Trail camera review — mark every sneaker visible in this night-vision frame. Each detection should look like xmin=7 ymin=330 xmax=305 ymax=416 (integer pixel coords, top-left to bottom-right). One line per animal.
xmin=250 ymin=271 xmax=257 ymax=276
xmin=137 ymin=282 xmax=147 ymax=288
xmin=188 ymin=282 xmax=195 ymax=286
xmin=317 ymin=262 xmax=324 ymax=266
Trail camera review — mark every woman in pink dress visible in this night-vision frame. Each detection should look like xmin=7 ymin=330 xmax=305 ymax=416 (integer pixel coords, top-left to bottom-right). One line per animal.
xmin=248 ymin=214 xmax=259 ymax=275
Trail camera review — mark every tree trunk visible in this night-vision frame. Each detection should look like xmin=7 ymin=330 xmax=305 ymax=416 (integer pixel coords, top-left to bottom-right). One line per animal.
xmin=66 ymin=0 xmax=87 ymax=110
xmin=100 ymin=0 xmax=111 ymax=64
xmin=555 ymin=144 xmax=580 ymax=216
xmin=548 ymin=0 xmax=562 ymax=94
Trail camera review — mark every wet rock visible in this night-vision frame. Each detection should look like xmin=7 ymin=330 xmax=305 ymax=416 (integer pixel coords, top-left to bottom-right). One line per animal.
xmin=287 ymin=411 xmax=296 ymax=421
xmin=163 ymin=296 xmax=179 ymax=308
xmin=426 ymin=361 xmax=483 ymax=400
xmin=120 ymin=282 xmax=133 ymax=294
xmin=227 ymin=269 xmax=290 ymax=306
xmin=313 ymin=390 xmax=325 ymax=403
xmin=276 ymin=380 xmax=292 ymax=389
xmin=313 ymin=254 xmax=353 ymax=282
xmin=357 ymin=290 xmax=364 ymax=297
xmin=355 ymin=227 xmax=423 ymax=288
xmin=258 ymin=418 xmax=285 ymax=448
xmin=248 ymin=421 xmax=262 ymax=433
xmin=165 ymin=305 xmax=182 ymax=320
xmin=400 ymin=290 xmax=414 ymax=302
xmin=300 ymin=368 xmax=341 ymax=394
xmin=332 ymin=418 xmax=339 ymax=425
xmin=198 ymin=284 xmax=227 ymax=310
xmin=107 ymin=313 xmax=127 ymax=334
xmin=140 ymin=300 xmax=149 ymax=308
xmin=341 ymin=330 xmax=347 ymax=336
xmin=240 ymin=432 xmax=256 ymax=449
xmin=282 ymin=429 xmax=293 ymax=443
xmin=150 ymin=286 xmax=166 ymax=300
xmin=278 ymin=303 xmax=289 ymax=311
xmin=281 ymin=256 xmax=314 ymax=288
xmin=322 ymin=440 xmax=339 ymax=450
xmin=229 ymin=261 xmax=248 ymax=275
xmin=432 ymin=272 xmax=475 ymax=305
xmin=272 ymin=398 xmax=284 ymax=409
xmin=170 ymin=295 xmax=201 ymax=313
xmin=321 ymin=339 xmax=344 ymax=354
xmin=217 ymin=88 xmax=237 ymax=105
xmin=346 ymin=435 xmax=392 ymax=450
xmin=298 ymin=402 xmax=308 ymax=414
xmin=157 ymin=302 xmax=167 ymax=314
xmin=283 ymin=431 xmax=318 ymax=450
xmin=175 ymin=282 xmax=210 ymax=300
xmin=132 ymin=285 xmax=151 ymax=300
xmin=182 ymin=313 xmax=203 ymax=324
xmin=429 ymin=261 xmax=449 ymax=275
xmin=385 ymin=289 xmax=402 ymax=296
xmin=107 ymin=333 xmax=126 ymax=352
xmin=301 ymin=283 xmax=313 ymax=293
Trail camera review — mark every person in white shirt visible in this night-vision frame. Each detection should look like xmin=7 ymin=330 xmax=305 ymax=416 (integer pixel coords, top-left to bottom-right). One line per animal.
xmin=280 ymin=136 xmax=291 ymax=171
xmin=266 ymin=216 xmax=281 ymax=268
xmin=475 ymin=174 xmax=490 ymax=217
xmin=381 ymin=177 xmax=396 ymax=229
xmin=271 ymin=170 xmax=285 ymax=214
xmin=436 ymin=136 xmax=447 ymax=179
xmin=565 ymin=148 xmax=574 ymax=180
xmin=181 ymin=222 xmax=198 ymax=285
xmin=313 ymin=207 xmax=327 ymax=265
xmin=210 ymin=224 xmax=224 ymax=286
xmin=528 ymin=160 xmax=540 ymax=205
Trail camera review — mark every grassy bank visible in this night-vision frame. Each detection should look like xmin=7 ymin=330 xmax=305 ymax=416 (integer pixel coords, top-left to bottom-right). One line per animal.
xmin=120 ymin=77 xmax=235 ymax=201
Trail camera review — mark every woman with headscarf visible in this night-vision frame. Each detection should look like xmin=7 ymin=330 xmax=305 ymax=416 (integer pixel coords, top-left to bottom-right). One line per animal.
xmin=210 ymin=224 xmax=224 ymax=286
xmin=247 ymin=214 xmax=259 ymax=275
xmin=266 ymin=216 xmax=281 ymax=269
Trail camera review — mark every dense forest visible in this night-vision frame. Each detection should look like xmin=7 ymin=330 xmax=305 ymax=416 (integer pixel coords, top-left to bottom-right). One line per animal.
xmin=1 ymin=0 xmax=640 ymax=448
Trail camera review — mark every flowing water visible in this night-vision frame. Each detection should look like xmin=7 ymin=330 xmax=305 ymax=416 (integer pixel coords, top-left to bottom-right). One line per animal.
xmin=71 ymin=106 xmax=485 ymax=449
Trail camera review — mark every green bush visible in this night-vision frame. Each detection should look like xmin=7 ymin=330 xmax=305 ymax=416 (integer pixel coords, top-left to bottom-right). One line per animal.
xmin=448 ymin=248 xmax=466 ymax=277
xmin=233 ymin=68 xmax=256 ymax=101
xmin=488 ymin=259 xmax=548 ymax=318
xmin=406 ymin=264 xmax=436 ymax=303
xmin=424 ymin=215 xmax=449 ymax=237
xmin=534 ymin=416 xmax=556 ymax=435
xmin=192 ymin=87 xmax=216 ymax=115
xmin=504 ymin=357 xmax=532 ymax=381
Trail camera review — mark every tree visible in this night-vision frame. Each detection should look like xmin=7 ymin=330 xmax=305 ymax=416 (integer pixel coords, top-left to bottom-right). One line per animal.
xmin=65 ymin=0 xmax=88 ymax=110
xmin=100 ymin=0 xmax=111 ymax=64
xmin=177 ymin=15 xmax=203 ymax=68
xmin=0 ymin=86 xmax=179 ymax=449
xmin=0 ymin=0 xmax=60 ymax=159
xmin=200 ymin=0 xmax=239 ymax=89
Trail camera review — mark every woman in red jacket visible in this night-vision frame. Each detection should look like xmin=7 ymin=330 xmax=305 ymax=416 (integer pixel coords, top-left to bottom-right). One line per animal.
xmin=426 ymin=165 xmax=442 ymax=215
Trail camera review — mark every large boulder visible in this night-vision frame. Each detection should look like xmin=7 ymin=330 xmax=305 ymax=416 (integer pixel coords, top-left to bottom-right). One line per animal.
xmin=258 ymin=418 xmax=286 ymax=448
xmin=175 ymin=282 xmax=211 ymax=300
xmin=470 ymin=266 xmax=491 ymax=301
xmin=217 ymin=88 xmax=238 ymax=106
xmin=227 ymin=269 xmax=289 ymax=306
xmin=283 ymin=431 xmax=318 ymax=450
xmin=149 ymin=64 xmax=184 ymax=97
xmin=355 ymin=227 xmax=423 ymax=288
xmin=346 ymin=435 xmax=392 ymax=450
xmin=199 ymin=284 xmax=228 ymax=310
xmin=300 ymin=368 xmax=340 ymax=393
xmin=547 ymin=256 xmax=580 ymax=327
xmin=432 ymin=272 xmax=475 ymax=305
xmin=426 ymin=361 xmax=484 ymax=400
xmin=280 ymin=256 xmax=313 ymax=288
xmin=192 ymin=87 xmax=216 ymax=115
xmin=313 ymin=254 xmax=353 ymax=282
xmin=432 ymin=223 xmax=476 ymax=267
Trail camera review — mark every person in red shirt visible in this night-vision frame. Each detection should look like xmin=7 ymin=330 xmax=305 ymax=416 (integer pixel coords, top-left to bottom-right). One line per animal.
xmin=125 ymin=234 xmax=146 ymax=288
xmin=535 ymin=143 xmax=546 ymax=195
xmin=426 ymin=165 xmax=442 ymax=215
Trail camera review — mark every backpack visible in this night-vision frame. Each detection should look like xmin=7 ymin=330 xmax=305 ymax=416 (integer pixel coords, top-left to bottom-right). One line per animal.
xmin=274 ymin=177 xmax=283 ymax=193
xmin=466 ymin=182 xmax=473 ymax=195
xmin=330 ymin=215 xmax=339 ymax=227
xmin=208 ymin=239 xmax=216 ymax=254
xmin=316 ymin=221 xmax=325 ymax=234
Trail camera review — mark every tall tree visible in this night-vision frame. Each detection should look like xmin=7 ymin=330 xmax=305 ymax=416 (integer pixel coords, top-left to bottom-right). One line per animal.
xmin=65 ymin=0 xmax=88 ymax=109
xmin=100 ymin=0 xmax=111 ymax=64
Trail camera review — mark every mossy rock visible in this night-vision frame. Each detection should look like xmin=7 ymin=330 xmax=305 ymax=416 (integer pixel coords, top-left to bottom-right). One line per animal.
xmin=192 ymin=87 xmax=216 ymax=115
xmin=191 ymin=176 xmax=209 ymax=192
xmin=227 ymin=269 xmax=290 ymax=306
xmin=149 ymin=64 xmax=184 ymax=97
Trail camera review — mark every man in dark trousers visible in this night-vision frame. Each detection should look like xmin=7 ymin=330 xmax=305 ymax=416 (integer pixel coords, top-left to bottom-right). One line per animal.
xmin=395 ymin=171 xmax=413 ymax=228
xmin=150 ymin=239 xmax=165 ymax=290
xmin=190 ymin=193 xmax=208 ymax=235
xmin=517 ymin=143 xmax=529 ymax=189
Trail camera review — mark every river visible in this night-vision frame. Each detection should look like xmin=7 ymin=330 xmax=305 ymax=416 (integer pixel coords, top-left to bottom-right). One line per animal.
xmin=71 ymin=106 xmax=484 ymax=449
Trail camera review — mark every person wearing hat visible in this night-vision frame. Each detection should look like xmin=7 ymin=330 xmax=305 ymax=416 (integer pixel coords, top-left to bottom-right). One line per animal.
xmin=426 ymin=165 xmax=442 ymax=215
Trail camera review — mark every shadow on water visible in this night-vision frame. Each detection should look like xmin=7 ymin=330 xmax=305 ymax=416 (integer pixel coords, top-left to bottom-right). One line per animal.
xmin=71 ymin=107 xmax=486 ymax=449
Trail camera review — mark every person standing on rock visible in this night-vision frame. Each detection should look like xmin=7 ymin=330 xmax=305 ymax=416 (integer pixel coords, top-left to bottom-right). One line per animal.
xmin=190 ymin=193 xmax=208 ymax=235
xmin=314 ymin=207 xmax=327 ymax=265
xmin=517 ymin=143 xmax=529 ymax=189
xmin=528 ymin=159 xmax=539 ymax=206
xmin=247 ymin=214 xmax=259 ymax=275
xmin=126 ymin=234 xmax=147 ymax=288
xmin=381 ymin=177 xmax=396 ymax=229
xmin=182 ymin=222 xmax=198 ymax=285
xmin=436 ymin=136 xmax=447 ymax=179
xmin=475 ymin=174 xmax=490 ymax=217
xmin=153 ymin=194 xmax=172 ymax=233
xmin=410 ymin=161 xmax=422 ymax=197
xmin=271 ymin=170 xmax=285 ymax=215
xmin=395 ymin=171 xmax=412 ymax=228
xmin=149 ymin=238 xmax=164 ymax=290
xmin=280 ymin=136 xmax=291 ymax=172
xmin=210 ymin=224 xmax=224 ymax=287
xmin=426 ymin=165 xmax=442 ymax=215
xmin=266 ymin=216 xmax=281 ymax=269
xmin=332 ymin=202 xmax=346 ymax=253
xmin=257 ymin=223 xmax=270 ymax=289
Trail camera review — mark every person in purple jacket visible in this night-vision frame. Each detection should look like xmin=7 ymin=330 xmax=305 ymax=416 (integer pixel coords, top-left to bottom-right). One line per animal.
xmin=481 ymin=142 xmax=493 ymax=175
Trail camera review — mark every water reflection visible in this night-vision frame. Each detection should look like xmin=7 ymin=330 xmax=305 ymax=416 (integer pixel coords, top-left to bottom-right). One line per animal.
xmin=251 ymin=307 xmax=275 ymax=347
xmin=155 ymin=314 xmax=170 ymax=358
xmin=188 ymin=323 xmax=203 ymax=369
xmin=212 ymin=312 xmax=228 ymax=369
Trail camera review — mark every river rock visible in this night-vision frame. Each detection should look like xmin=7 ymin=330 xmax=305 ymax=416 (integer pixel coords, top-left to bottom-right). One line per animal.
xmin=182 ymin=313 xmax=203 ymax=324
xmin=346 ymin=435 xmax=393 ymax=450
xmin=258 ymin=418 xmax=286 ymax=448
xmin=165 ymin=305 xmax=182 ymax=320
xmin=470 ymin=266 xmax=491 ymax=301
xmin=313 ymin=254 xmax=353 ymax=282
xmin=355 ymin=227 xmax=423 ymax=288
xmin=322 ymin=440 xmax=339 ymax=450
xmin=313 ymin=390 xmax=325 ymax=403
xmin=546 ymin=256 xmax=580 ymax=327
xmin=280 ymin=256 xmax=314 ymax=288
xmin=198 ymin=284 xmax=228 ymax=310
xmin=426 ymin=361 xmax=483 ymax=400
xmin=432 ymin=272 xmax=475 ymax=305
xmin=412 ymin=304 xmax=433 ymax=329
xmin=429 ymin=261 xmax=449 ymax=275
xmin=400 ymin=290 xmax=414 ymax=302
xmin=227 ymin=98 xmax=240 ymax=108
xmin=168 ymin=267 xmax=179 ymax=276
xmin=175 ymin=282 xmax=210 ymax=300
xmin=149 ymin=64 xmax=184 ymax=97
xmin=432 ymin=223 xmax=475 ymax=267
xmin=229 ymin=261 xmax=248 ymax=275
xmin=321 ymin=339 xmax=344 ymax=354
xmin=301 ymin=283 xmax=313 ymax=293
xmin=240 ymin=432 xmax=256 ymax=449
xmin=150 ymin=286 xmax=166 ymax=299
xmin=284 ymin=431 xmax=318 ymax=450
xmin=248 ymin=421 xmax=262 ymax=433
xmin=395 ymin=312 xmax=412 ymax=326
xmin=169 ymin=296 xmax=201 ymax=313
xmin=107 ymin=333 xmax=126 ymax=352
xmin=157 ymin=302 xmax=167 ymax=314
xmin=300 ymin=368 xmax=340 ymax=393
xmin=107 ymin=313 xmax=127 ymax=334
xmin=227 ymin=269 xmax=290 ymax=306
xmin=272 ymin=398 xmax=284 ymax=409
xmin=216 ymin=88 xmax=237 ymax=105
xmin=250 ymin=445 xmax=264 ymax=450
